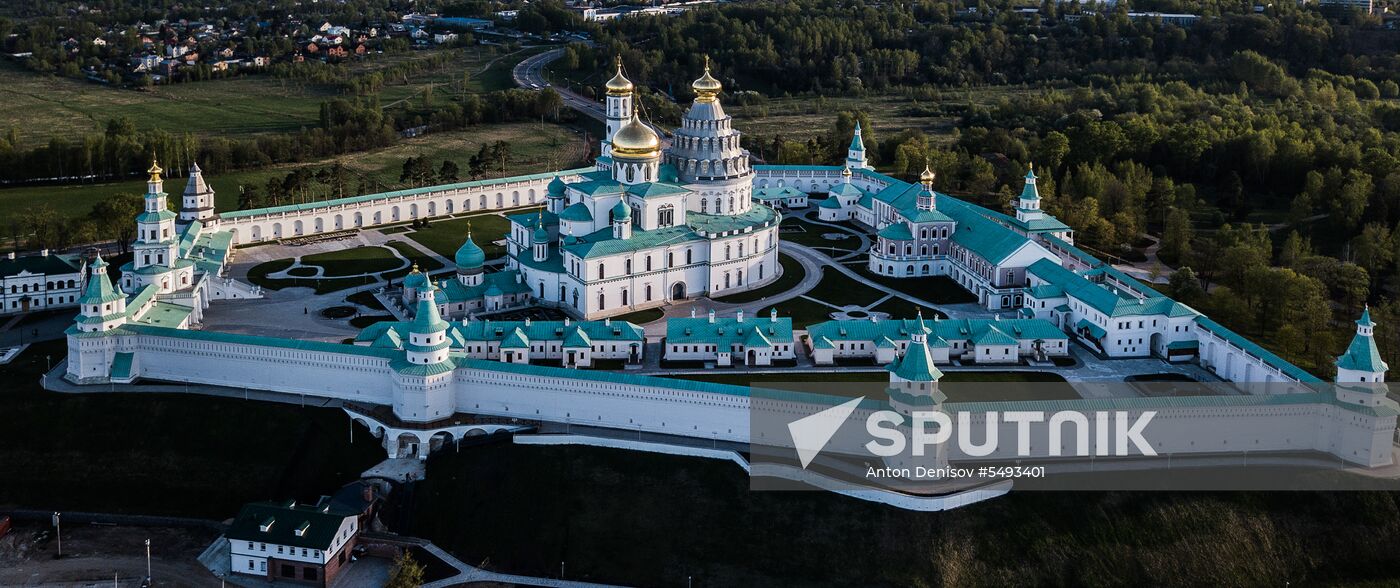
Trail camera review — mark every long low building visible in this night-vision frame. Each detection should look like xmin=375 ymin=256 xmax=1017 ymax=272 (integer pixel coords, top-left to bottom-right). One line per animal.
xmin=664 ymin=309 xmax=796 ymax=366
xmin=355 ymin=315 xmax=645 ymax=367
xmin=806 ymin=315 xmax=1069 ymax=365
xmin=0 ymin=250 xmax=85 ymax=316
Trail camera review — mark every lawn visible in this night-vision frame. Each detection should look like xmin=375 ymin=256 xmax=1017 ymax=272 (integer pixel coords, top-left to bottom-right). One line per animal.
xmin=302 ymin=246 xmax=404 ymax=277
xmin=762 ymin=296 xmax=837 ymax=327
xmin=870 ymin=296 xmax=947 ymax=320
xmin=246 ymin=258 xmax=377 ymax=294
xmin=853 ymin=267 xmax=979 ymax=305
xmin=0 ymin=122 xmax=587 ymax=223
xmin=806 ymin=268 xmax=885 ymax=308
xmin=406 ymin=210 xmax=523 ymax=259
xmin=713 ymin=253 xmax=806 ymax=303
xmin=382 ymin=240 xmax=445 ymax=280
xmin=779 ymin=217 xmax=860 ymax=251
xmin=345 ymin=290 xmax=388 ymax=312
xmin=0 ymin=340 xmax=384 ymax=518
xmin=612 ymin=307 xmax=665 ymax=325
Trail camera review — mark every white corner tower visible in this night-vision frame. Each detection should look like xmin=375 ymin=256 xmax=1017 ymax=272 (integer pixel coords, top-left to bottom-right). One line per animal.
xmin=602 ymin=56 xmax=635 ymax=158
xmin=846 ymin=120 xmax=869 ymax=170
xmin=179 ymin=161 xmax=216 ymax=227
xmin=1015 ymin=164 xmax=1043 ymax=224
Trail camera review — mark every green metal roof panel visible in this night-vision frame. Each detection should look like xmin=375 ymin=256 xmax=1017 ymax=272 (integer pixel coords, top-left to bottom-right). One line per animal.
xmin=877 ymin=222 xmax=913 ymax=241
xmin=0 ymin=252 xmax=81 ymax=277
xmin=134 ymin=301 xmax=193 ymax=327
xmin=1337 ymin=331 xmax=1388 ymax=373
xmin=123 ymin=323 xmax=402 ymax=359
xmin=226 ymin=501 xmax=357 ymax=550
xmin=667 ymin=316 xmax=795 ymax=347
xmin=109 ymin=352 xmax=134 ymax=380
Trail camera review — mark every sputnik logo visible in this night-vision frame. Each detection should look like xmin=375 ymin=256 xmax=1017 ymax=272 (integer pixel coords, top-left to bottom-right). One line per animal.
xmin=787 ymin=396 xmax=865 ymax=468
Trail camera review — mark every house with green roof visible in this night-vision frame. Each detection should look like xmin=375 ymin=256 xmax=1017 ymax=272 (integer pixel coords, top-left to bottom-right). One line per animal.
xmin=752 ymin=186 xmax=809 ymax=209
xmin=665 ymin=309 xmax=795 ymax=366
xmin=1024 ymin=258 xmax=1199 ymax=360
xmin=0 ymin=249 xmax=85 ymax=316
xmin=806 ymin=315 xmax=1069 ymax=366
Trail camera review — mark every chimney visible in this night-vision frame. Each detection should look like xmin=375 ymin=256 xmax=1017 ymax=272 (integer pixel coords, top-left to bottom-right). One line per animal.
xmin=5 ymin=252 xmax=13 ymax=260
xmin=524 ymin=317 xmax=531 ymax=327
xmin=39 ymin=249 xmax=49 ymax=257
xmin=361 ymin=482 xmax=374 ymax=504
xmin=736 ymin=309 xmax=744 ymax=323
xmin=605 ymin=317 xmax=611 ymax=326
xmin=770 ymin=308 xmax=778 ymax=323
xmin=564 ymin=317 xmax=571 ymax=326
xmin=691 ymin=308 xmax=697 ymax=318
xmin=708 ymin=309 xmax=716 ymax=324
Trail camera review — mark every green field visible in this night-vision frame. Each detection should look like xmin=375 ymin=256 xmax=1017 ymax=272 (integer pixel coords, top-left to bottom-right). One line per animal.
xmin=302 ymin=246 xmax=404 ymax=277
xmin=0 ymin=122 xmax=587 ymax=224
xmin=853 ymin=267 xmax=980 ymax=305
xmin=779 ymin=216 xmax=860 ymax=251
xmin=763 ymin=296 xmax=837 ymax=326
xmin=807 ymin=268 xmax=885 ymax=308
xmin=0 ymin=341 xmax=384 ymax=517
xmin=405 ymin=209 xmax=524 ymax=260
xmin=382 ymin=240 xmax=445 ymax=280
xmin=612 ymin=307 xmax=666 ymax=325
xmin=246 ymin=257 xmax=377 ymax=294
xmin=870 ymin=295 xmax=945 ymax=319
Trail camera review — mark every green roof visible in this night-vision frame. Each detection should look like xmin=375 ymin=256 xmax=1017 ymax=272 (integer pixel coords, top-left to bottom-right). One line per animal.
xmin=0 ymin=252 xmax=81 ymax=278
xmin=220 ymin=167 xmax=592 ymax=219
xmin=628 ymin=182 xmax=688 ymax=198
xmin=133 ymin=301 xmax=193 ymax=327
xmin=877 ymin=222 xmax=913 ymax=241
xmin=807 ymin=317 xmax=1065 ymax=346
xmin=500 ymin=327 xmax=530 ymax=348
xmin=817 ymin=196 xmax=844 ymax=209
xmin=753 ymin=186 xmax=806 ymax=201
xmin=356 ymin=318 xmax=644 ymax=346
xmin=1337 ymin=328 xmax=1387 ymax=373
xmin=436 ymin=271 xmax=530 ymax=303
xmin=1027 ymin=258 xmax=1195 ymax=318
xmin=971 ymin=325 xmax=1017 ymax=346
xmin=827 ymin=182 xmax=866 ymax=198
xmin=559 ymin=202 xmax=594 ymax=222
xmin=110 ymin=352 xmax=134 ymax=380
xmin=226 ymin=501 xmax=357 ymax=550
xmin=563 ymin=326 xmax=592 ymax=348
xmin=888 ymin=338 xmax=942 ymax=382
xmin=565 ymin=224 xmax=706 ymax=259
xmin=78 ymin=257 xmax=125 ymax=306
xmin=410 ymin=288 xmax=450 ymax=334
xmin=455 ymin=234 xmax=486 ymax=268
xmin=1075 ymin=318 xmax=1107 ymax=340
xmin=686 ymin=204 xmax=780 ymax=235
xmin=667 ymin=315 xmax=794 ymax=348
xmin=136 ymin=209 xmax=179 ymax=224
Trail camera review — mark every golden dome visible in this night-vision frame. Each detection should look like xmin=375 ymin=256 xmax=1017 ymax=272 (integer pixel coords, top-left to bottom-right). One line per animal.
xmin=605 ymin=56 xmax=633 ymax=96
xmin=147 ymin=157 xmax=163 ymax=182
xmin=920 ymin=164 xmax=936 ymax=186
xmin=841 ymin=166 xmax=852 ymax=177
xmin=691 ymin=56 xmax=722 ymax=102
xmin=611 ymin=110 xmax=660 ymax=159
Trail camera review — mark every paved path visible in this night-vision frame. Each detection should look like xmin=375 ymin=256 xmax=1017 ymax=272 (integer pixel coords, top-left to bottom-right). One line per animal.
xmin=514 ymin=47 xmax=673 ymax=148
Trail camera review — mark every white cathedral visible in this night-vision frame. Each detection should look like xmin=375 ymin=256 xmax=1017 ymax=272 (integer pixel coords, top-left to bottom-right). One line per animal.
xmin=502 ymin=58 xmax=782 ymax=319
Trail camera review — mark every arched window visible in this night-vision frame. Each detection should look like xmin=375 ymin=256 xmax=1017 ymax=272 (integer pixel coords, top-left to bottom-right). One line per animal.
xmin=725 ymin=244 xmax=731 ymax=260
xmin=645 ymin=256 xmax=652 ymax=272
xmin=686 ymin=249 xmax=693 ymax=264
xmin=598 ymin=291 xmax=605 ymax=309
xmin=625 ymin=259 xmax=632 ymax=275
xmin=622 ymin=289 xmax=629 ymax=305
xmin=700 ymin=198 xmax=707 ymax=212
xmin=597 ymin=263 xmax=605 ymax=279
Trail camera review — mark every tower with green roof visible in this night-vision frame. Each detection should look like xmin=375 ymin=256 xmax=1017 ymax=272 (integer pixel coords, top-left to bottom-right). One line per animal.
xmin=74 ymin=255 xmax=128 ymax=334
xmin=845 ymin=121 xmax=868 ymax=170
xmin=131 ymin=159 xmax=180 ymax=280
xmin=393 ymin=283 xmax=456 ymax=423
xmin=1014 ymin=164 xmax=1043 ymax=224
xmin=1336 ymin=306 xmax=1388 ymax=384
xmin=610 ymin=199 xmax=632 ymax=240
xmin=455 ymin=227 xmax=486 ymax=287
xmin=883 ymin=311 xmax=950 ymax=474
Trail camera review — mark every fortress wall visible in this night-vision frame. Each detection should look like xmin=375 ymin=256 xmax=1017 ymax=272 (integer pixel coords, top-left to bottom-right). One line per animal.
xmin=218 ymin=172 xmax=583 ymax=245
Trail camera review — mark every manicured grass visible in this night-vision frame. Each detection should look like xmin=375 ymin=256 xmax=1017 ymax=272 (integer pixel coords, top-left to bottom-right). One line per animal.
xmin=0 ymin=340 xmax=384 ymax=518
xmin=779 ymin=217 xmax=860 ymax=251
xmin=611 ymin=307 xmax=665 ymax=325
xmin=0 ymin=123 xmax=587 ymax=222
xmin=713 ymin=253 xmax=805 ymax=303
xmin=406 ymin=211 xmax=521 ymax=259
xmin=345 ymin=289 xmax=388 ymax=312
xmin=246 ymin=258 xmax=294 ymax=286
xmin=286 ymin=266 xmax=318 ymax=277
xmin=806 ymin=268 xmax=885 ymax=308
xmin=853 ymin=267 xmax=979 ymax=304
xmin=302 ymin=246 xmax=403 ymax=277
xmin=762 ymin=296 xmax=836 ymax=327
xmin=350 ymin=315 xmax=396 ymax=329
xmin=382 ymin=240 xmax=445 ymax=280
xmin=870 ymin=296 xmax=947 ymax=320
xmin=246 ymin=257 xmax=378 ymax=294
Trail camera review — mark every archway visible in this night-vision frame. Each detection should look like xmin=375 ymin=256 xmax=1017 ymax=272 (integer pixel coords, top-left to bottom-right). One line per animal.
xmin=671 ymin=282 xmax=686 ymax=300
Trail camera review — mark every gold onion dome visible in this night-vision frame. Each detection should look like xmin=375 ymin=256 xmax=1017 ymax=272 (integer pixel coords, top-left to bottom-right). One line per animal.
xmin=611 ymin=109 xmax=660 ymax=158
xmin=605 ymin=56 xmax=633 ymax=96
xmin=920 ymin=165 xmax=936 ymax=186
xmin=842 ymin=166 xmax=853 ymax=177
xmin=147 ymin=157 xmax=163 ymax=181
xmin=691 ymin=56 xmax=722 ymax=102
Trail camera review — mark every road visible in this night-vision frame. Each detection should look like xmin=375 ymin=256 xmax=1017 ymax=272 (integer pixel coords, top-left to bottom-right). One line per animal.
xmin=513 ymin=48 xmax=672 ymax=147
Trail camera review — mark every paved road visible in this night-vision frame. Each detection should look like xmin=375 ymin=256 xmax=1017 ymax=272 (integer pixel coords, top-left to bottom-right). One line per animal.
xmin=513 ymin=47 xmax=672 ymax=146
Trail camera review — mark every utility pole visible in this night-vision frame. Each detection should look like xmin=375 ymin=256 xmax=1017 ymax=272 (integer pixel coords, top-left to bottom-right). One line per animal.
xmin=145 ymin=538 xmax=151 ymax=583
xmin=52 ymin=512 xmax=61 ymax=558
